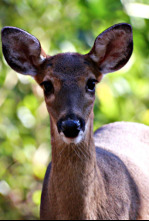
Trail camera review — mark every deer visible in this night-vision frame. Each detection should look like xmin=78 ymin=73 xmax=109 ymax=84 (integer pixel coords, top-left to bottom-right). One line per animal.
xmin=1 ymin=23 xmax=149 ymax=220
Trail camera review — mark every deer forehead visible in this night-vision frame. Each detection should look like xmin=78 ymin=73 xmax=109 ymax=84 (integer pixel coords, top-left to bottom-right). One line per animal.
xmin=36 ymin=53 xmax=98 ymax=84
xmin=52 ymin=53 xmax=87 ymax=75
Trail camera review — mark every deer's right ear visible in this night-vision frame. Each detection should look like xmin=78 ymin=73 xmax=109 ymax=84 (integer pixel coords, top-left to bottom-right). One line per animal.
xmin=1 ymin=27 xmax=47 ymax=76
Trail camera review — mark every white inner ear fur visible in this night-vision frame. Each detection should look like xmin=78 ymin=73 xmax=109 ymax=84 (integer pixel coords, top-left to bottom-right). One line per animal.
xmin=90 ymin=43 xmax=106 ymax=63
xmin=40 ymin=54 xmax=46 ymax=62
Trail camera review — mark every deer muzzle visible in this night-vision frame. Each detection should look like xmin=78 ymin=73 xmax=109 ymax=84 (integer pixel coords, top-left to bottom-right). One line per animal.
xmin=57 ymin=115 xmax=85 ymax=143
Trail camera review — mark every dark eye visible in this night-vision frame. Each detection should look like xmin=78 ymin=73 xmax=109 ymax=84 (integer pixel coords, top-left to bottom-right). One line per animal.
xmin=86 ymin=79 xmax=97 ymax=93
xmin=41 ymin=81 xmax=54 ymax=96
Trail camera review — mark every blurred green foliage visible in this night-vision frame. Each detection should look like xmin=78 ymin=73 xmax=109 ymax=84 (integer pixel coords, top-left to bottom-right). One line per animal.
xmin=0 ymin=0 xmax=149 ymax=219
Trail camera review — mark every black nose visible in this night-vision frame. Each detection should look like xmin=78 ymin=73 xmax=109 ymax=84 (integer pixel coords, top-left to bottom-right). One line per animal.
xmin=61 ymin=120 xmax=81 ymax=138
xmin=57 ymin=116 xmax=85 ymax=139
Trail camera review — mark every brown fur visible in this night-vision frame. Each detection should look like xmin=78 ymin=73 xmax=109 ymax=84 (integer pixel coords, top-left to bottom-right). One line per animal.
xmin=1 ymin=24 xmax=149 ymax=220
xmin=40 ymin=115 xmax=142 ymax=220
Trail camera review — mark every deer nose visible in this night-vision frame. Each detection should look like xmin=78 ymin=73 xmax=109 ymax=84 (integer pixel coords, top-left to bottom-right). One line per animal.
xmin=57 ymin=116 xmax=85 ymax=139
xmin=61 ymin=120 xmax=81 ymax=138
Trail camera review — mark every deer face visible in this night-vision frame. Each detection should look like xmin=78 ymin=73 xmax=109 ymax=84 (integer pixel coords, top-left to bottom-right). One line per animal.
xmin=35 ymin=53 xmax=102 ymax=144
xmin=1 ymin=24 xmax=133 ymax=144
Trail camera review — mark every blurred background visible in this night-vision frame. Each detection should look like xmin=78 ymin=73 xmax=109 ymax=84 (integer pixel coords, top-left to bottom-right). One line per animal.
xmin=0 ymin=0 xmax=149 ymax=219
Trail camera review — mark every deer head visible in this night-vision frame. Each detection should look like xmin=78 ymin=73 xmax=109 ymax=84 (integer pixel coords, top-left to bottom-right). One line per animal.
xmin=1 ymin=24 xmax=133 ymax=145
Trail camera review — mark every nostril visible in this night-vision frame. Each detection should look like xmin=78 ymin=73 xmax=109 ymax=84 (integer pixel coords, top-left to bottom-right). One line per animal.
xmin=61 ymin=120 xmax=80 ymax=131
xmin=61 ymin=120 xmax=81 ymax=138
xmin=57 ymin=116 xmax=85 ymax=139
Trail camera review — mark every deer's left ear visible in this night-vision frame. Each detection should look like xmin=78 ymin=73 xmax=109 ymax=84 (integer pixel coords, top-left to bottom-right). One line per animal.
xmin=1 ymin=26 xmax=47 ymax=76
xmin=87 ymin=23 xmax=133 ymax=74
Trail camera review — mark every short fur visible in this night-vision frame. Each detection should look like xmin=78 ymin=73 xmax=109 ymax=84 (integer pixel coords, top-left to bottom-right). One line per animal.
xmin=1 ymin=24 xmax=149 ymax=220
xmin=40 ymin=119 xmax=144 ymax=220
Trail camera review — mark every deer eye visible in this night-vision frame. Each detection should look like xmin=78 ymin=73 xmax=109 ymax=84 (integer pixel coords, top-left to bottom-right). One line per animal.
xmin=86 ymin=79 xmax=98 ymax=93
xmin=41 ymin=81 xmax=54 ymax=96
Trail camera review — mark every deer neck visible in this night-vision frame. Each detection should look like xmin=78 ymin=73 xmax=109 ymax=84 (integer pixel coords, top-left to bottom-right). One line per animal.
xmin=49 ymin=112 xmax=104 ymax=219
xmin=50 ymin=111 xmax=96 ymax=168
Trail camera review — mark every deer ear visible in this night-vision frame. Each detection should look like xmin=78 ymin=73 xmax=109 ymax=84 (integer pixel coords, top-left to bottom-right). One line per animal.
xmin=1 ymin=26 xmax=47 ymax=76
xmin=88 ymin=23 xmax=133 ymax=74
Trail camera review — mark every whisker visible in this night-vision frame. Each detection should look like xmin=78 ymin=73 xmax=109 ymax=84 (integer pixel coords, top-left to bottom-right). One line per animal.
xmin=77 ymin=145 xmax=89 ymax=161
xmin=58 ymin=145 xmax=67 ymax=158
xmin=78 ymin=141 xmax=92 ymax=158
xmin=71 ymin=145 xmax=83 ymax=161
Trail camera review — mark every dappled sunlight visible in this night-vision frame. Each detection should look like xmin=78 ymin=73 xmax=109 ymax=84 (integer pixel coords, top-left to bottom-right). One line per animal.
xmin=121 ymin=0 xmax=149 ymax=19
xmin=96 ymin=83 xmax=119 ymax=119
xmin=33 ymin=143 xmax=51 ymax=180
xmin=0 ymin=0 xmax=149 ymax=219
xmin=0 ymin=180 xmax=10 ymax=196
xmin=141 ymin=109 xmax=149 ymax=125
xmin=17 ymin=107 xmax=36 ymax=129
